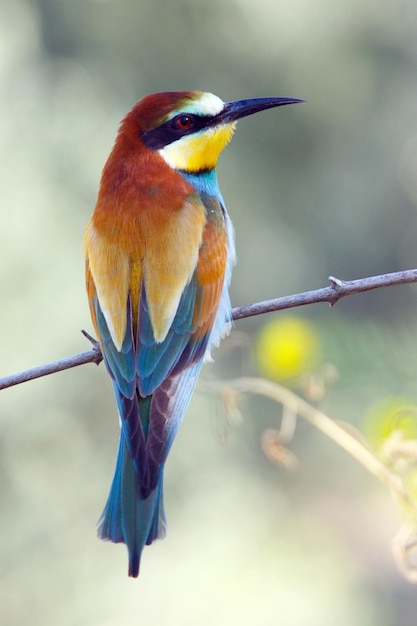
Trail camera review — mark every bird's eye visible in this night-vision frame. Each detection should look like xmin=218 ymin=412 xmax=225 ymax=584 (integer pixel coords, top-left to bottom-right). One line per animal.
xmin=175 ymin=115 xmax=193 ymax=130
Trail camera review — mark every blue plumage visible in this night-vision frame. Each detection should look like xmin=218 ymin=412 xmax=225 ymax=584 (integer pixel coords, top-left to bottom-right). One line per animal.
xmin=95 ymin=274 xmax=221 ymax=576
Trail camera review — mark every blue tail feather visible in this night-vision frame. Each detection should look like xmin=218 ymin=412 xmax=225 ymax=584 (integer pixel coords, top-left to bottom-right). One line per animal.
xmin=98 ymin=434 xmax=166 ymax=577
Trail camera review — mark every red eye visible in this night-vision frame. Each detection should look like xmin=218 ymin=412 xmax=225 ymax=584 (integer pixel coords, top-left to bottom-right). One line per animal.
xmin=175 ymin=115 xmax=192 ymax=129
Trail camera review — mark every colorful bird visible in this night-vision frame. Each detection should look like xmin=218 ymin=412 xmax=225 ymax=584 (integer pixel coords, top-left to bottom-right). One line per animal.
xmin=83 ymin=90 xmax=303 ymax=576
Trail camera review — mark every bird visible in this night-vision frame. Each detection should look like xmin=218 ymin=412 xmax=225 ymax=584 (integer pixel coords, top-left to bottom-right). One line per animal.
xmin=83 ymin=90 xmax=303 ymax=577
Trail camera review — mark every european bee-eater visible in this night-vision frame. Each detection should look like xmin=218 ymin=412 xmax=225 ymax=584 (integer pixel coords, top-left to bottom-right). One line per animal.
xmin=83 ymin=90 xmax=303 ymax=576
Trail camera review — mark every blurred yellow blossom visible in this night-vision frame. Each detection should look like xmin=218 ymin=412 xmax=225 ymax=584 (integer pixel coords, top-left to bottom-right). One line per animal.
xmin=364 ymin=397 xmax=417 ymax=455
xmin=256 ymin=316 xmax=321 ymax=382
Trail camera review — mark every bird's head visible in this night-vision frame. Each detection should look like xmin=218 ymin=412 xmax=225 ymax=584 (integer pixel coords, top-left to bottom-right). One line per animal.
xmin=120 ymin=90 xmax=304 ymax=174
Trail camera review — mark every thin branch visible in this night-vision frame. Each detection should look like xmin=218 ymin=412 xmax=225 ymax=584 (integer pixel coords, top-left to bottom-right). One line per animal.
xmin=232 ymin=268 xmax=417 ymax=320
xmin=1 ymin=268 xmax=417 ymax=391
xmin=203 ymin=376 xmax=417 ymax=582
xmin=203 ymin=377 xmax=411 ymax=505
xmin=0 ymin=335 xmax=102 ymax=391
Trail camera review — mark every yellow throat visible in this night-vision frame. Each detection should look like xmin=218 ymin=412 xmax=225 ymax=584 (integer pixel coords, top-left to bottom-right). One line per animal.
xmin=159 ymin=122 xmax=236 ymax=172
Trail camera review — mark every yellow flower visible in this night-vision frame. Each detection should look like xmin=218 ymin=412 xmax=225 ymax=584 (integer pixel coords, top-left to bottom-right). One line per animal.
xmin=364 ymin=397 xmax=417 ymax=451
xmin=256 ymin=316 xmax=320 ymax=382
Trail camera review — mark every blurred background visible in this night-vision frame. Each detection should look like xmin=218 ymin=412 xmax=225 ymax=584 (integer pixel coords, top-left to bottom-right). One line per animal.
xmin=2 ymin=0 xmax=417 ymax=624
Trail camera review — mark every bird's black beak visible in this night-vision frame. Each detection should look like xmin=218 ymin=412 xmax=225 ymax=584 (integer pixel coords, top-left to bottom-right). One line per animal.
xmin=217 ymin=96 xmax=305 ymax=124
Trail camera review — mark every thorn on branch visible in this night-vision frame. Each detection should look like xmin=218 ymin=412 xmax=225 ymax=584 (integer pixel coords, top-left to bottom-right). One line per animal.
xmin=328 ymin=275 xmax=348 ymax=306
xmin=81 ymin=329 xmax=99 ymax=347
xmin=81 ymin=330 xmax=102 ymax=365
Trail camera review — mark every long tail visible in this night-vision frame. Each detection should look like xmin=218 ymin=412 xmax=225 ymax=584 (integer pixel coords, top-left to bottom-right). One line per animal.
xmin=97 ymin=434 xmax=166 ymax=577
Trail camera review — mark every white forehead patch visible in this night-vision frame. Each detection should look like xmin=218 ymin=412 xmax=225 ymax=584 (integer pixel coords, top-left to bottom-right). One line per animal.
xmin=167 ymin=92 xmax=225 ymax=120
xmin=192 ymin=92 xmax=225 ymax=116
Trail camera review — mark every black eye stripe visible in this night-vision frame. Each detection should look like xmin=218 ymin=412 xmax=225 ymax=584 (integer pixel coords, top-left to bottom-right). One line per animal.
xmin=142 ymin=114 xmax=214 ymax=151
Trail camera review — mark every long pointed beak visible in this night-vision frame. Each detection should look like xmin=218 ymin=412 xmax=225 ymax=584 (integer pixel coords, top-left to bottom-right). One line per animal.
xmin=217 ymin=96 xmax=305 ymax=124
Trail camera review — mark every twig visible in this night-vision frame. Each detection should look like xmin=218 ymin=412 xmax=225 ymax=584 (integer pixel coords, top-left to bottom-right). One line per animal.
xmin=0 ymin=340 xmax=102 ymax=391
xmin=1 ymin=268 xmax=417 ymax=391
xmin=203 ymin=377 xmax=411 ymax=505
xmin=203 ymin=376 xmax=417 ymax=582
xmin=232 ymin=268 xmax=417 ymax=320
